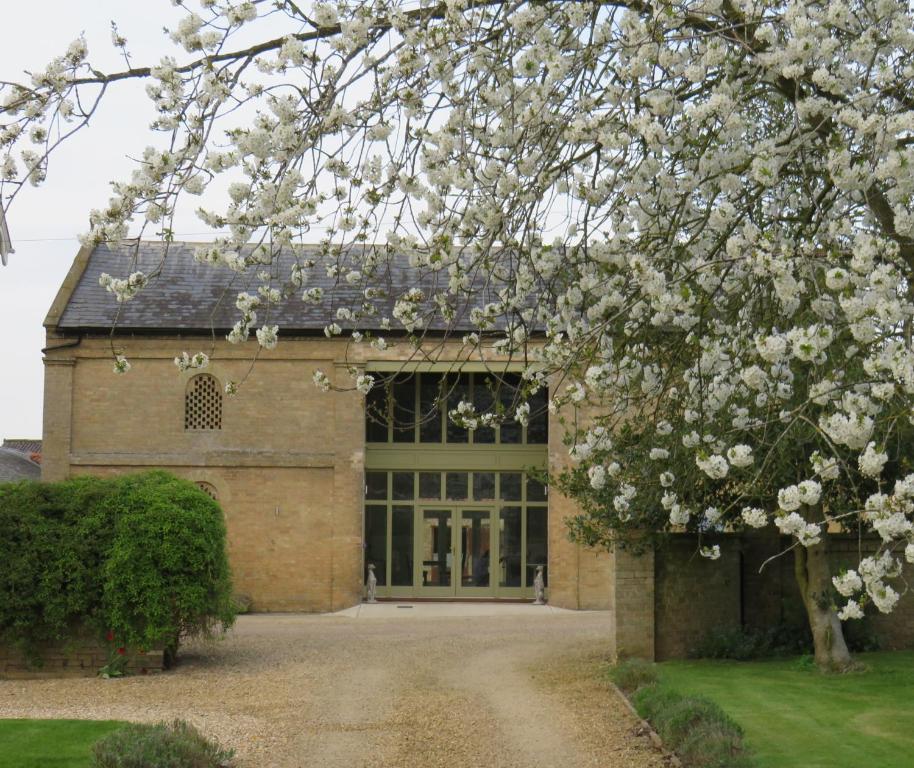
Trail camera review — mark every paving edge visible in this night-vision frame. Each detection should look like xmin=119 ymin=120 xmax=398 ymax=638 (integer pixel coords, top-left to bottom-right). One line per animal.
xmin=606 ymin=680 xmax=682 ymax=768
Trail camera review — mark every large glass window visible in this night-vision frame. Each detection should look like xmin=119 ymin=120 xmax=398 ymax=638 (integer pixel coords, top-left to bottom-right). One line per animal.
xmin=499 ymin=507 xmax=522 ymax=587
xmin=364 ymin=505 xmax=387 ymax=586
xmin=526 ymin=506 xmax=548 ymax=588
xmin=391 ymin=506 xmax=414 ymax=586
xmin=364 ymin=471 xmax=547 ymax=595
xmin=364 ymin=372 xmax=548 ymax=445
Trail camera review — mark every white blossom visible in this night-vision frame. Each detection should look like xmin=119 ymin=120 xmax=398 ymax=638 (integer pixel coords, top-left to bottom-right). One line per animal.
xmin=858 ymin=442 xmax=888 ymax=479
xmin=833 ymin=571 xmax=863 ymax=597
xmin=741 ymin=507 xmax=767 ymax=529
xmin=726 ymin=444 xmax=753 ymax=468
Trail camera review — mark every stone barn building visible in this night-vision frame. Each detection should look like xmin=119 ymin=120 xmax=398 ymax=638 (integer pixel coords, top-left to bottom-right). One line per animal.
xmin=40 ymin=242 xmax=914 ymax=659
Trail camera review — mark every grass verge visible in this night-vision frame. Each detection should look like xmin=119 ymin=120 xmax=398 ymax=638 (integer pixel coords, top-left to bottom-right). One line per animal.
xmin=659 ymin=650 xmax=914 ymax=768
xmin=609 ymin=659 xmax=753 ymax=767
xmin=0 ymin=719 xmax=125 ymax=768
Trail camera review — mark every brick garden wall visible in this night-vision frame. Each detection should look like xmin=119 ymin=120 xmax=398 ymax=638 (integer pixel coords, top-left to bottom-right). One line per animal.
xmin=0 ymin=641 xmax=164 ymax=679
xmin=653 ymin=533 xmax=914 ymax=659
xmin=743 ymin=534 xmax=914 ymax=650
xmin=654 ymin=536 xmax=742 ymax=660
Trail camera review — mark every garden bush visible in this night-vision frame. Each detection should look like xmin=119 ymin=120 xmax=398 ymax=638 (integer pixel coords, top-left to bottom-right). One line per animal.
xmin=690 ymin=624 xmax=812 ymax=661
xmin=0 ymin=471 xmax=236 ymax=661
xmin=632 ymin=684 xmax=754 ymax=768
xmin=92 ymin=720 xmax=234 ymax=768
xmin=608 ymin=658 xmax=659 ymax=693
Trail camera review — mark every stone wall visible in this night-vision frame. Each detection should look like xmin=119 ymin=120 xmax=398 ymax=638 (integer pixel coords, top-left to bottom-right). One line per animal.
xmin=0 ymin=641 xmax=164 ymax=679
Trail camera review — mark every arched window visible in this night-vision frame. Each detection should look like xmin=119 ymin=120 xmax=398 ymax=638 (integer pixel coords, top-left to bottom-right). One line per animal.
xmin=196 ymin=481 xmax=219 ymax=501
xmin=185 ymin=374 xmax=222 ymax=430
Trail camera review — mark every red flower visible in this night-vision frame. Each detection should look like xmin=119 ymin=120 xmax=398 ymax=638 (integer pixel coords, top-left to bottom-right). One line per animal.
xmin=106 ymin=630 xmax=115 ymax=642
xmin=117 ymin=647 xmax=126 ymax=656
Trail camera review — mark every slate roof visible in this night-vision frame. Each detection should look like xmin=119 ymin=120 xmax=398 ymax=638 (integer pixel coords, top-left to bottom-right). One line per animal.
xmin=0 ymin=448 xmax=40 ymax=482
xmin=1 ymin=439 xmax=42 ymax=455
xmin=53 ymin=242 xmax=518 ymax=334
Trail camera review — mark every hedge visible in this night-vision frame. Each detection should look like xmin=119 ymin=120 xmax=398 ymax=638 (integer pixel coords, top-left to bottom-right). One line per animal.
xmin=0 ymin=471 xmax=236 ymax=660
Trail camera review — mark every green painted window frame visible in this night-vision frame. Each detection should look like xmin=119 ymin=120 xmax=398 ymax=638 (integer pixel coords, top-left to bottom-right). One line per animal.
xmin=363 ymin=470 xmax=548 ymax=600
xmin=364 ymin=371 xmax=548 ymax=446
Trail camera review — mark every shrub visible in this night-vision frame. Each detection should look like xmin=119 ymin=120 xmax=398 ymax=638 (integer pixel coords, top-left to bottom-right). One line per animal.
xmin=608 ymin=658 xmax=659 ymax=693
xmin=92 ymin=720 xmax=234 ymax=768
xmin=631 ymin=685 xmax=754 ymax=767
xmin=690 ymin=624 xmax=812 ymax=661
xmin=0 ymin=471 xmax=236 ymax=661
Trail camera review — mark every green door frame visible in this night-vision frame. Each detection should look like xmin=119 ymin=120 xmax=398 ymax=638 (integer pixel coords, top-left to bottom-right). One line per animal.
xmin=412 ymin=505 xmax=500 ymax=598
xmin=366 ymin=471 xmax=547 ymax=600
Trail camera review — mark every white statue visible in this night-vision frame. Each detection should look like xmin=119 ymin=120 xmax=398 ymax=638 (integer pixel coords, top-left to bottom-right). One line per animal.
xmin=366 ymin=563 xmax=378 ymax=603
xmin=533 ymin=565 xmax=546 ymax=605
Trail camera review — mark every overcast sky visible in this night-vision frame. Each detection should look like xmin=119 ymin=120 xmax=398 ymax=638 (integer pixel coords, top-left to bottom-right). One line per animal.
xmin=0 ymin=2 xmax=217 ymax=439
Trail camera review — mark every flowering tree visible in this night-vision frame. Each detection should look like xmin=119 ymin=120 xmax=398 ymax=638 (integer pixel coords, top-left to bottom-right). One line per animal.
xmin=3 ymin=0 xmax=914 ymax=668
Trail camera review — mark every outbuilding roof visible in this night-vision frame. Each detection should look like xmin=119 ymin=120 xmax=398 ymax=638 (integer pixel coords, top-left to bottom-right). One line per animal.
xmin=47 ymin=241 xmax=518 ymax=334
xmin=1 ymin=439 xmax=42 ymax=455
xmin=0 ymin=447 xmax=41 ymax=483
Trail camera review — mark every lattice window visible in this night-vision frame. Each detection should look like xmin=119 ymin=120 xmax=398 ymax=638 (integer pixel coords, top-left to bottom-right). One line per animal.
xmin=185 ymin=375 xmax=222 ymax=430
xmin=196 ymin=481 xmax=219 ymax=500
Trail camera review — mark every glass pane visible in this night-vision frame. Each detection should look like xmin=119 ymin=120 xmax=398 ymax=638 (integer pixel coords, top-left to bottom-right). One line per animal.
xmin=392 ymin=472 xmax=414 ymax=500
xmin=392 ymin=376 xmax=416 ymax=443
xmin=498 ymin=374 xmax=522 ymax=444
xmin=499 ymin=507 xmax=522 ymax=587
xmin=446 ymin=373 xmax=469 ymax=443
xmin=526 ymin=387 xmax=548 ymax=444
xmin=500 ymin=472 xmax=522 ymax=501
xmin=526 ymin=475 xmax=548 ymax=502
xmin=420 ymin=510 xmax=452 ymax=587
xmin=419 ymin=472 xmax=442 ymax=500
xmin=460 ymin=510 xmax=491 ymax=587
xmin=473 ymin=375 xmax=496 ymax=444
xmin=391 ymin=505 xmax=414 ymax=586
xmin=526 ymin=506 xmax=548 ymax=588
xmin=419 ymin=373 xmax=443 ymax=443
xmin=364 ymin=505 xmax=387 ymax=586
xmin=473 ymin=472 xmax=495 ymax=501
xmin=365 ymin=383 xmax=389 ymax=443
xmin=446 ymin=472 xmax=468 ymax=500
xmin=365 ymin=471 xmax=387 ymax=500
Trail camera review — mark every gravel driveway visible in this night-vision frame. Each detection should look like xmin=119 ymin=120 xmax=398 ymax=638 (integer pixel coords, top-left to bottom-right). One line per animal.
xmin=0 ymin=608 xmax=664 ymax=767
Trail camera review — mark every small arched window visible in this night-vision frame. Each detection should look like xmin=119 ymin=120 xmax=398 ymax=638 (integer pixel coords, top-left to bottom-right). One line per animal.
xmin=196 ymin=481 xmax=219 ymax=501
xmin=185 ymin=374 xmax=223 ymax=431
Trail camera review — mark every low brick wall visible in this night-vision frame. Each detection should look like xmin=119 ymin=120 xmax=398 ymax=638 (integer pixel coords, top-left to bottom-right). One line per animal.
xmin=0 ymin=640 xmax=165 ymax=679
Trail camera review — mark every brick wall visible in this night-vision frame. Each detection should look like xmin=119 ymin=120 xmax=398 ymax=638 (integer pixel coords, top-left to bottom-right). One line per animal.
xmin=0 ymin=641 xmax=164 ymax=679
xmin=652 ymin=533 xmax=914 ymax=659
xmin=654 ymin=536 xmax=741 ymax=660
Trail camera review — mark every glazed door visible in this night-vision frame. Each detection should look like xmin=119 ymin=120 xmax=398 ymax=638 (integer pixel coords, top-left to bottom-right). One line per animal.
xmin=455 ymin=508 xmax=494 ymax=596
xmin=417 ymin=508 xmax=454 ymax=596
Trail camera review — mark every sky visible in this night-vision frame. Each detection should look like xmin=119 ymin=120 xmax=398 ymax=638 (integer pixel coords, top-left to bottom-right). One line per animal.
xmin=0 ymin=2 xmax=217 ymax=439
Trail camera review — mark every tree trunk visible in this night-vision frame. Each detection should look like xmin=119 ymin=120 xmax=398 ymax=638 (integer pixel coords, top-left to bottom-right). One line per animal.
xmin=794 ymin=542 xmax=853 ymax=671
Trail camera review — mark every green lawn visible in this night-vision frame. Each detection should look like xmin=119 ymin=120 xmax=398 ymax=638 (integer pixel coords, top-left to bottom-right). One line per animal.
xmin=659 ymin=651 xmax=914 ymax=768
xmin=0 ymin=720 xmax=125 ymax=768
